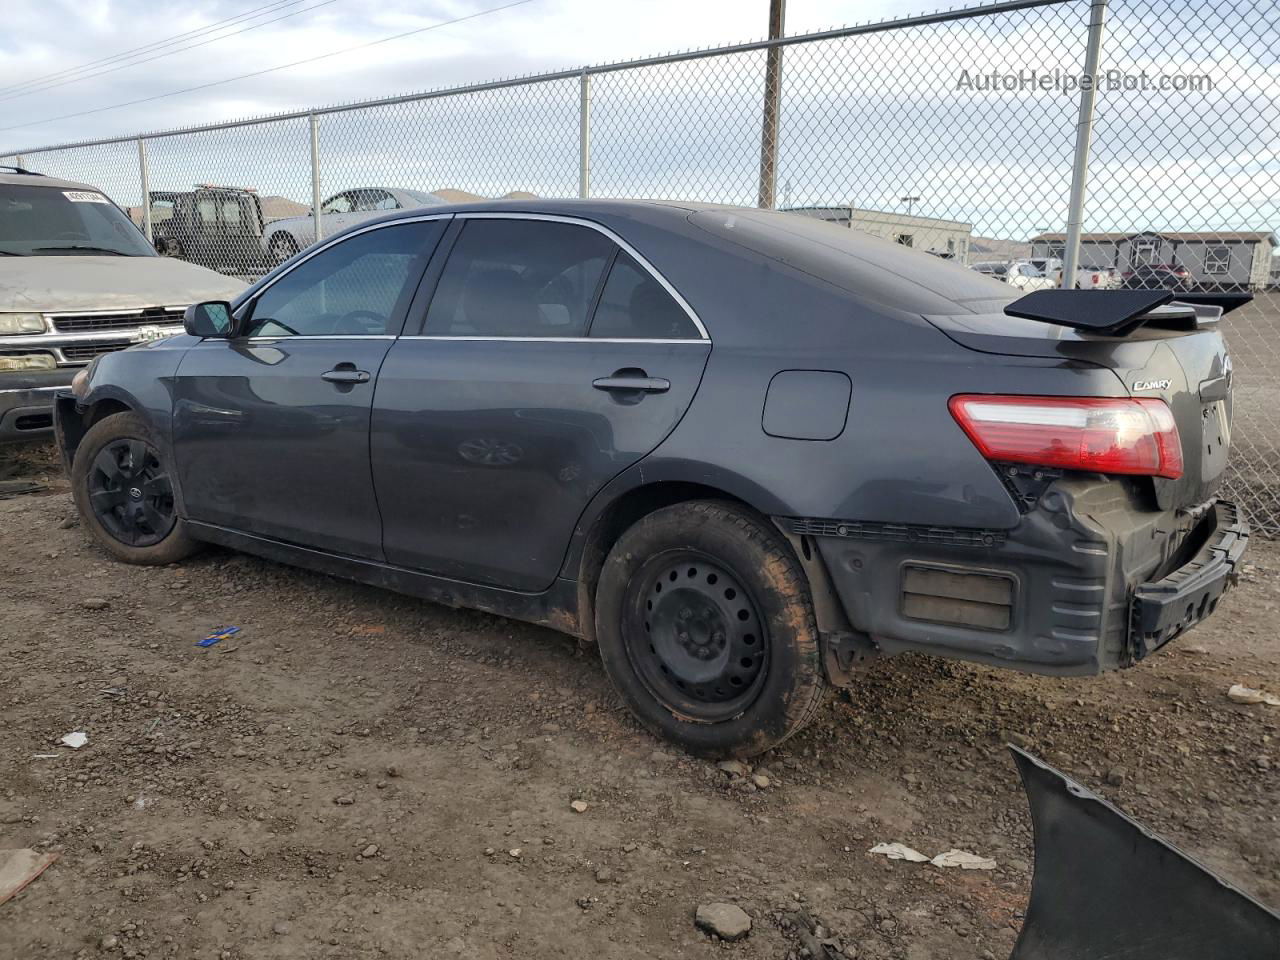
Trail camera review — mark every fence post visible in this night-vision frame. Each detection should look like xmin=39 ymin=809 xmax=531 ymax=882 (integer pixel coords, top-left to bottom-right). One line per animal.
xmin=309 ymin=113 xmax=323 ymax=241
xmin=578 ymin=71 xmax=591 ymax=199
xmin=137 ymin=138 xmax=152 ymax=244
xmin=1061 ymin=0 xmax=1109 ymax=288
xmin=756 ymin=0 xmax=786 ymax=209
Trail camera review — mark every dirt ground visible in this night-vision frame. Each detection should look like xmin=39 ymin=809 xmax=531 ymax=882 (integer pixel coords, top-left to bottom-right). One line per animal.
xmin=2 ymin=441 xmax=1278 ymax=960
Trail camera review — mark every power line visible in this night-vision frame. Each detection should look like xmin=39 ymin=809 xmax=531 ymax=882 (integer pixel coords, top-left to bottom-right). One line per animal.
xmin=0 ymin=0 xmax=536 ymax=136
xmin=0 ymin=0 xmax=309 ymax=98
xmin=0 ymin=0 xmax=347 ymax=105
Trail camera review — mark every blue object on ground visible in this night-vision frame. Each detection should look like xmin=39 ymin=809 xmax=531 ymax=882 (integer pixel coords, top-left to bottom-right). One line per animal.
xmin=197 ymin=626 xmax=241 ymax=648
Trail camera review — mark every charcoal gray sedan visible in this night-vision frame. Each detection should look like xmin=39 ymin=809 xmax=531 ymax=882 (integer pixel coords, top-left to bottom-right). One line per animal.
xmin=55 ymin=199 xmax=1247 ymax=757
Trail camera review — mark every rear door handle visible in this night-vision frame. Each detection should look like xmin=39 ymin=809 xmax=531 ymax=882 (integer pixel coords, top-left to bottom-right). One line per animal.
xmin=321 ymin=365 xmax=371 ymax=384
xmin=592 ymin=376 xmax=670 ymax=394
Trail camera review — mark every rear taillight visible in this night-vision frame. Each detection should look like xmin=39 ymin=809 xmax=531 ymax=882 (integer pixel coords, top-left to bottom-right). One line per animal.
xmin=949 ymin=395 xmax=1184 ymax=479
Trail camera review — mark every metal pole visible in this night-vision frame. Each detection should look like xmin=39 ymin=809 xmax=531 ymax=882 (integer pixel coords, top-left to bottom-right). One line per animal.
xmin=1061 ymin=0 xmax=1108 ymax=289
xmin=137 ymin=138 xmax=152 ymax=243
xmin=309 ymin=113 xmax=323 ymax=242
xmin=756 ymin=0 xmax=786 ymax=209
xmin=579 ymin=71 xmax=591 ymax=199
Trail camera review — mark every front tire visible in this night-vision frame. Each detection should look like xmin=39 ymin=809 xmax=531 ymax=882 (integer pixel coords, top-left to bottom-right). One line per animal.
xmin=71 ymin=412 xmax=202 ymax=565
xmin=594 ymin=501 xmax=827 ymax=759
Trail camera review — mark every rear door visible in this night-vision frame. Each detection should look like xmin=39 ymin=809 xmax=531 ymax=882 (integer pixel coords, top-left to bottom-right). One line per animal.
xmin=371 ymin=214 xmax=711 ymax=591
xmin=172 ymin=217 xmax=447 ymax=558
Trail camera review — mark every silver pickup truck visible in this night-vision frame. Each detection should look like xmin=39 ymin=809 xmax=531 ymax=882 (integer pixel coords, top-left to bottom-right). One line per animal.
xmin=0 ymin=168 xmax=245 ymax=442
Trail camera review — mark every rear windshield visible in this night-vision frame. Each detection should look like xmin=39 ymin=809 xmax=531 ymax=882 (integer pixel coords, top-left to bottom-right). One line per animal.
xmin=688 ymin=208 xmax=1011 ymax=316
xmin=0 ymin=183 xmax=156 ymax=257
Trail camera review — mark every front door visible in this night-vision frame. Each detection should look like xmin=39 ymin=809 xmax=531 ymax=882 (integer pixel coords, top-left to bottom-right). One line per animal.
xmin=172 ymin=217 xmax=447 ymax=558
xmin=372 ymin=215 xmax=710 ymax=591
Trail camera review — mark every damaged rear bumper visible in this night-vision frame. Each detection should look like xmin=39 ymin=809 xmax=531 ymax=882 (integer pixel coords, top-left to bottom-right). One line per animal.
xmin=1130 ymin=500 xmax=1247 ymax=658
xmin=790 ymin=480 xmax=1247 ymax=676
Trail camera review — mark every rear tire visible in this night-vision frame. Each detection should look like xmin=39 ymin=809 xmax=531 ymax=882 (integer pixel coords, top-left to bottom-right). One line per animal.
xmin=71 ymin=412 xmax=202 ymax=566
xmin=594 ymin=500 xmax=827 ymax=759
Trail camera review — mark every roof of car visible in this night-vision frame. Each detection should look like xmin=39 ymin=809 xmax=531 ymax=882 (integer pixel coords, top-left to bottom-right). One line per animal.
xmin=346 ymin=198 xmax=1012 ymax=319
xmin=0 ymin=170 xmax=103 ymax=192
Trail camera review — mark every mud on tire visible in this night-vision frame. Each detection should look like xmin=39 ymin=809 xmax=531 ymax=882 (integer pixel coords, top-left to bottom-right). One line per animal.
xmin=594 ymin=500 xmax=827 ymax=759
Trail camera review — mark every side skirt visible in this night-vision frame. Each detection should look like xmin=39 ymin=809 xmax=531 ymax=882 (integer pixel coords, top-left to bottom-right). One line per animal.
xmin=185 ymin=521 xmax=582 ymax=637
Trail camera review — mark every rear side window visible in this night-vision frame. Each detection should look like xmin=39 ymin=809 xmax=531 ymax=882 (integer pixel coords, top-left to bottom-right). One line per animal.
xmin=589 ymin=251 xmax=700 ymax=340
xmin=424 ymin=219 xmax=614 ymax=337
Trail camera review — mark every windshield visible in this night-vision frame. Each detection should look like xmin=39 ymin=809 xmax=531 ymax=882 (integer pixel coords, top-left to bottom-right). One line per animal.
xmin=0 ymin=183 xmax=156 ymax=257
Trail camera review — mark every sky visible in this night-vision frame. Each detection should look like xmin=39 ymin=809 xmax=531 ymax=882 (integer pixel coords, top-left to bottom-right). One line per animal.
xmin=0 ymin=0 xmax=931 ymax=148
xmin=1 ymin=0 xmax=1276 ymax=244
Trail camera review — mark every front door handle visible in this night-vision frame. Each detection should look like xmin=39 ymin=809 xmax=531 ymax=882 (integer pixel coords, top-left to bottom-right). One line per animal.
xmin=592 ymin=375 xmax=670 ymax=394
xmin=321 ymin=364 xmax=371 ymax=384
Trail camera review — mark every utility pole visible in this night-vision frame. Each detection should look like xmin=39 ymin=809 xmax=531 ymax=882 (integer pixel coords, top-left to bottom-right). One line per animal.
xmin=756 ymin=0 xmax=785 ymax=209
xmin=900 ymin=195 xmax=921 ymax=216
xmin=1062 ymin=0 xmax=1109 ymax=288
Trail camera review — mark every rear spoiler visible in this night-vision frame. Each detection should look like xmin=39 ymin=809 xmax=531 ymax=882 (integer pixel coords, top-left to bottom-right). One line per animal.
xmin=1006 ymin=289 xmax=1253 ymax=337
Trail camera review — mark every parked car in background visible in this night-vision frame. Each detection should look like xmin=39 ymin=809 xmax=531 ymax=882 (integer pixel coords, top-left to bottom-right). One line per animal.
xmin=1123 ymin=263 xmax=1194 ymax=291
xmin=0 ymin=167 xmax=245 ymax=442
xmin=1029 ymin=256 xmax=1121 ymax=290
xmin=262 ymin=187 xmax=448 ymax=264
xmin=1005 ymin=260 xmax=1057 ymax=290
xmin=151 ymin=185 xmax=269 ymax=277
xmin=970 ymin=261 xmax=1010 ymax=280
xmin=57 ymin=199 xmax=1245 ymax=758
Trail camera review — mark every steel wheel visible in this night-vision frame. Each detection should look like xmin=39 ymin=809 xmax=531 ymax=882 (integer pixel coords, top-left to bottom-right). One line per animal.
xmin=86 ymin=437 xmax=176 ymax=547
xmin=624 ymin=550 xmax=770 ymax=723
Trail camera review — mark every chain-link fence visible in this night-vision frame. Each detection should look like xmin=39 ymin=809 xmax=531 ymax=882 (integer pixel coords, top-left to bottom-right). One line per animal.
xmin=3 ymin=0 xmax=1277 ymax=527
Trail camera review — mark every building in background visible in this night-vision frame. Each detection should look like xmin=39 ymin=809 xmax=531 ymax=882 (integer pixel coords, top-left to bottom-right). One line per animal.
xmin=1029 ymin=230 xmax=1277 ymax=290
xmin=785 ymin=206 xmax=972 ymax=261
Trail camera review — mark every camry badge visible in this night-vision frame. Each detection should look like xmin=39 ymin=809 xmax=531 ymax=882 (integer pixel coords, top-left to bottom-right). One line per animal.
xmin=1132 ymin=379 xmax=1171 ymax=392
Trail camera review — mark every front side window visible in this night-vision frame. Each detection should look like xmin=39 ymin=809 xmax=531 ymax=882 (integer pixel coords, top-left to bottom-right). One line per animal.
xmin=589 ymin=252 xmax=700 ymax=340
xmin=424 ymin=219 xmax=614 ymax=337
xmin=895 ymin=233 xmax=914 ymax=247
xmin=1205 ymin=245 xmax=1231 ymax=275
xmin=244 ymin=221 xmax=442 ymax=337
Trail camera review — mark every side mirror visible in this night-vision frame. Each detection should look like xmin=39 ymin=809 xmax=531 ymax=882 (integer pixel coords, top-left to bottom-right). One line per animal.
xmin=184 ymin=301 xmax=234 ymax=338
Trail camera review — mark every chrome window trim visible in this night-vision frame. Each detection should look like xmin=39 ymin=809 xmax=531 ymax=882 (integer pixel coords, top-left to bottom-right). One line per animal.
xmin=242 ymin=210 xmax=711 ymax=345
xmin=400 ymin=336 xmax=706 ymax=345
xmin=451 ymin=211 xmax=710 ymax=342
xmin=231 ymin=334 xmax=398 ymax=342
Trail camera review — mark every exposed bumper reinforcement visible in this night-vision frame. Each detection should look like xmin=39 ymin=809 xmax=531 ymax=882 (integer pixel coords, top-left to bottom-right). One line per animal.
xmin=1130 ymin=500 xmax=1248 ymax=659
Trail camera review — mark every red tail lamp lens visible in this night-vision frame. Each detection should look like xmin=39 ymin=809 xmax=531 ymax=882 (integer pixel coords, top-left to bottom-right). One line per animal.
xmin=949 ymin=395 xmax=1183 ymax=479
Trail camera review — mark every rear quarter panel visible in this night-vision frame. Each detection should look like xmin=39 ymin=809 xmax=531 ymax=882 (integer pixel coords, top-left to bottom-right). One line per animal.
xmin=600 ymin=214 xmax=1128 ymax=532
